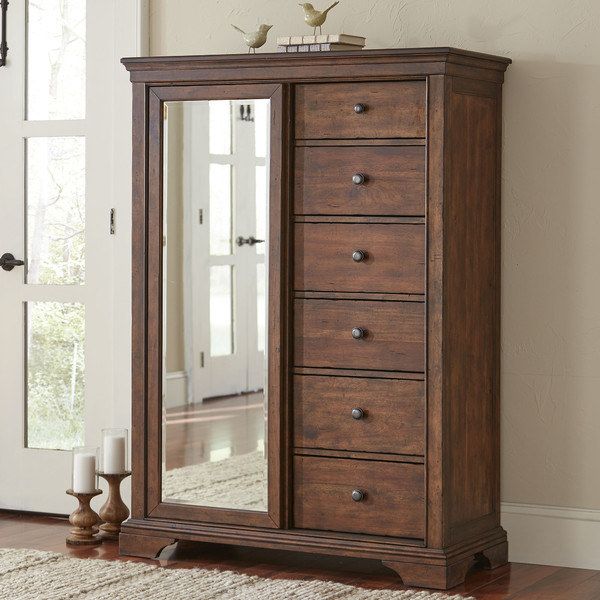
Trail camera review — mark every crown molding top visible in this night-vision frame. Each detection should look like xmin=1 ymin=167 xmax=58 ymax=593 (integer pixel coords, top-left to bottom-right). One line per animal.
xmin=121 ymin=47 xmax=511 ymax=85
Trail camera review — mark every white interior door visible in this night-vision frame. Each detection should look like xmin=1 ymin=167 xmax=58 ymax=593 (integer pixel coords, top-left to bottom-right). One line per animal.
xmin=180 ymin=100 xmax=268 ymax=403
xmin=0 ymin=0 xmax=144 ymax=513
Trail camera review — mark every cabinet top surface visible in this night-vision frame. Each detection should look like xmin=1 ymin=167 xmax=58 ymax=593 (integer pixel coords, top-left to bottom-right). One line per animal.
xmin=121 ymin=47 xmax=511 ymax=80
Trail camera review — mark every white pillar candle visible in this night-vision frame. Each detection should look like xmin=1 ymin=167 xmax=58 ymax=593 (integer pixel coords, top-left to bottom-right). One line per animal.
xmin=73 ymin=453 xmax=96 ymax=493
xmin=103 ymin=434 xmax=126 ymax=474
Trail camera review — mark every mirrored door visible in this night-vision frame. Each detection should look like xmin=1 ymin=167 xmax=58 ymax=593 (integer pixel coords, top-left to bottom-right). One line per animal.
xmin=161 ymin=97 xmax=271 ymax=513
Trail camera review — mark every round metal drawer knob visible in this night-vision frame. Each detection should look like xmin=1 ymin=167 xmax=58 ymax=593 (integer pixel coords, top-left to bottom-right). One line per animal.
xmin=351 ymin=408 xmax=365 ymax=420
xmin=352 ymin=250 xmax=366 ymax=262
xmin=353 ymin=103 xmax=366 ymax=114
xmin=351 ymin=489 xmax=365 ymax=502
xmin=352 ymin=173 xmax=366 ymax=185
xmin=351 ymin=327 xmax=365 ymax=340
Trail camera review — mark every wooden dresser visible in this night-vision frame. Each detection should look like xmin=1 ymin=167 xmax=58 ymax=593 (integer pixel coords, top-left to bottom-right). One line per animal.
xmin=121 ymin=48 xmax=511 ymax=590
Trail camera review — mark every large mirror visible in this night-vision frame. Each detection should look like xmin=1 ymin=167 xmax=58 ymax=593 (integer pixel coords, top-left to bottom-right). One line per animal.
xmin=161 ymin=98 xmax=270 ymax=512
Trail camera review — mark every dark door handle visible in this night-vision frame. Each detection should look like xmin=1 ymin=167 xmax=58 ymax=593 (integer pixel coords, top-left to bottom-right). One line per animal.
xmin=0 ymin=253 xmax=24 ymax=272
xmin=236 ymin=236 xmax=265 ymax=247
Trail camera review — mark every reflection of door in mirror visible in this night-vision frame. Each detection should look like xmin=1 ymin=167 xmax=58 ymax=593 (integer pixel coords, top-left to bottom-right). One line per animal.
xmin=162 ymin=99 xmax=270 ymax=512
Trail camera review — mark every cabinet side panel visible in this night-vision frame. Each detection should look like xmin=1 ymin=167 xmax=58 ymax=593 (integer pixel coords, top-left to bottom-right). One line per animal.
xmin=131 ymin=82 xmax=149 ymax=519
xmin=425 ymin=74 xmax=447 ymax=549
xmin=444 ymin=77 xmax=501 ymax=544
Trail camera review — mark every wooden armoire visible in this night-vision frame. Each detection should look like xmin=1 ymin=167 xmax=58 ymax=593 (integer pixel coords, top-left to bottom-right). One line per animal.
xmin=120 ymin=48 xmax=511 ymax=590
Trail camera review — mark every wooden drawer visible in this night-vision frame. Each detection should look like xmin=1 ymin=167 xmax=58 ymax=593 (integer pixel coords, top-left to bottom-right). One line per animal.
xmin=294 ymin=223 xmax=425 ymax=294
xmin=294 ymin=145 xmax=425 ymax=216
xmin=294 ymin=299 xmax=425 ymax=372
xmin=294 ymin=455 xmax=425 ymax=538
xmin=295 ymin=81 xmax=426 ymax=140
xmin=294 ymin=375 xmax=424 ymax=455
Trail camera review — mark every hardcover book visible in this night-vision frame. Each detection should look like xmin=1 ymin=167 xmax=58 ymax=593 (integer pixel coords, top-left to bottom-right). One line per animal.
xmin=276 ymin=33 xmax=366 ymax=47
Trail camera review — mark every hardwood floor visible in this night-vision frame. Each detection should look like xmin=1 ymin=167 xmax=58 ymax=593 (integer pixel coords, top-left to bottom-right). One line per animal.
xmin=1 ymin=512 xmax=598 ymax=598
xmin=165 ymin=391 xmax=265 ymax=470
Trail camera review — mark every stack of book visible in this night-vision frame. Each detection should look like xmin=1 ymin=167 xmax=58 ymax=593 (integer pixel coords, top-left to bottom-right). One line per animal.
xmin=276 ymin=34 xmax=365 ymax=53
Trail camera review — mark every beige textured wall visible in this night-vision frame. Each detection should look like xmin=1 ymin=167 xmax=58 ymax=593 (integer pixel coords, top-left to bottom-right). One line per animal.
xmin=150 ymin=0 xmax=600 ymax=510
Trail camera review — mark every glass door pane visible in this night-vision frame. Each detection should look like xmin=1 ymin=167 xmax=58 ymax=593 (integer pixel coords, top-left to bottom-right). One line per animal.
xmin=209 ymin=265 xmax=234 ymax=357
xmin=27 ymin=0 xmax=86 ymax=120
xmin=26 ymin=137 xmax=85 ymax=285
xmin=26 ymin=302 xmax=85 ymax=450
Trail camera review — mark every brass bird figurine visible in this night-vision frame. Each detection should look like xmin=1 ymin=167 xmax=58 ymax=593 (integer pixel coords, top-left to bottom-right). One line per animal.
xmin=231 ymin=23 xmax=273 ymax=53
xmin=299 ymin=2 xmax=340 ymax=35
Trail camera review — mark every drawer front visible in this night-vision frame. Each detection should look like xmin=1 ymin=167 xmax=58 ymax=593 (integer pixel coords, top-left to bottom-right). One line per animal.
xmin=295 ymin=81 xmax=426 ymax=140
xmin=294 ymin=375 xmax=425 ymax=455
xmin=294 ymin=223 xmax=425 ymax=294
xmin=294 ymin=145 xmax=425 ymax=216
xmin=294 ymin=299 xmax=425 ymax=372
xmin=294 ymin=455 xmax=425 ymax=539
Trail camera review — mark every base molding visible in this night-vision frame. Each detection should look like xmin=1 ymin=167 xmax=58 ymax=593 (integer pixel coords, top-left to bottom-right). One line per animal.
xmin=120 ymin=519 xmax=507 ymax=589
xmin=502 ymin=502 xmax=600 ymax=569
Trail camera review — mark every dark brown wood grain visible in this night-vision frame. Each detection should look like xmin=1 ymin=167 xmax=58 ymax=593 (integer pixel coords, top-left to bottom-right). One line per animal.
xmin=443 ymin=77 xmax=502 ymax=545
xmin=294 ymin=145 xmax=425 ymax=216
xmin=294 ymin=299 xmax=425 ymax=372
xmin=295 ymin=81 xmax=426 ymax=139
xmin=294 ymin=223 xmax=425 ymax=294
xmin=122 ymin=48 xmax=511 ymax=87
xmin=293 ymin=375 xmax=424 ymax=455
xmin=293 ymin=456 xmax=425 ymax=539
xmin=129 ymin=82 xmax=289 ymax=532
xmin=424 ymin=73 xmax=446 ymax=549
xmin=130 ymin=81 xmax=148 ymax=520
xmin=122 ymin=48 xmax=511 ymax=590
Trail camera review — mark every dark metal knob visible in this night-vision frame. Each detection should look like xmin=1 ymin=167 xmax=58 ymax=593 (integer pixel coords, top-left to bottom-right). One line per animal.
xmin=352 ymin=173 xmax=365 ymax=185
xmin=0 ymin=253 xmax=25 ymax=272
xmin=351 ymin=489 xmax=365 ymax=502
xmin=351 ymin=327 xmax=365 ymax=340
xmin=352 ymin=250 xmax=366 ymax=262
xmin=351 ymin=408 xmax=365 ymax=420
xmin=353 ymin=103 xmax=366 ymax=114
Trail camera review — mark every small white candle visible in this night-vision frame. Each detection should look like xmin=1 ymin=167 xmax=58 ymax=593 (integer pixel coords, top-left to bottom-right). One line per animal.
xmin=103 ymin=434 xmax=126 ymax=474
xmin=73 ymin=453 xmax=96 ymax=493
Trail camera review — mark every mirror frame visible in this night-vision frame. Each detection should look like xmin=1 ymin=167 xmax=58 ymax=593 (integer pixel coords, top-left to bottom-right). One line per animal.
xmin=133 ymin=83 xmax=290 ymax=529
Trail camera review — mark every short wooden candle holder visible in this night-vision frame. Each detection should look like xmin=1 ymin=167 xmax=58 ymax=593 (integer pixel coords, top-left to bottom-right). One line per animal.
xmin=97 ymin=471 xmax=131 ymax=541
xmin=66 ymin=489 xmax=103 ymax=546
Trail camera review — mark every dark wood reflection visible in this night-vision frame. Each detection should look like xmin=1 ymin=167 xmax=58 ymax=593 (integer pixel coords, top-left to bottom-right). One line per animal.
xmin=164 ymin=391 xmax=265 ymax=471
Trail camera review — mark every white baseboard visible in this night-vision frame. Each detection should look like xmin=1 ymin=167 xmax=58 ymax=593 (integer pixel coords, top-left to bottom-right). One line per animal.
xmin=501 ymin=502 xmax=600 ymax=569
xmin=165 ymin=371 xmax=187 ymax=409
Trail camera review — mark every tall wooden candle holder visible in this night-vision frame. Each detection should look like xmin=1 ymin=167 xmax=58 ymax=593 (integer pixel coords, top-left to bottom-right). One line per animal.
xmin=97 ymin=471 xmax=131 ymax=541
xmin=66 ymin=489 xmax=103 ymax=546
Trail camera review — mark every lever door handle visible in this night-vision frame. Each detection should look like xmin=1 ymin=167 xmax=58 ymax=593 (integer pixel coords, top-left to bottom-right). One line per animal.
xmin=236 ymin=236 xmax=265 ymax=247
xmin=0 ymin=253 xmax=25 ymax=272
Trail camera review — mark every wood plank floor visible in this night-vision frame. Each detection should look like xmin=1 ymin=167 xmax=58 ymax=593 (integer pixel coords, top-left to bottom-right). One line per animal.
xmin=1 ymin=512 xmax=598 ymax=599
xmin=165 ymin=391 xmax=264 ymax=470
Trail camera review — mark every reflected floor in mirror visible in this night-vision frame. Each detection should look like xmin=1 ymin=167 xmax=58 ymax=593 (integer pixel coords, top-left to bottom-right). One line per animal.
xmin=163 ymin=392 xmax=267 ymax=510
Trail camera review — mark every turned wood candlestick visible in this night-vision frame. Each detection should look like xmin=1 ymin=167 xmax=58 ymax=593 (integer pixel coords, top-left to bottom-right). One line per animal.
xmin=97 ymin=471 xmax=131 ymax=541
xmin=66 ymin=489 xmax=103 ymax=546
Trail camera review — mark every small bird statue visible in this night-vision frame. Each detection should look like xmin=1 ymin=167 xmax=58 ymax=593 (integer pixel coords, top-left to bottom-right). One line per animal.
xmin=231 ymin=23 xmax=273 ymax=53
xmin=299 ymin=2 xmax=340 ymax=35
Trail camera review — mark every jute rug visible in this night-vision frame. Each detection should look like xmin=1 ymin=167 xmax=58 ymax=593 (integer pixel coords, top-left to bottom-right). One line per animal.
xmin=0 ymin=548 xmax=473 ymax=600
xmin=162 ymin=450 xmax=267 ymax=510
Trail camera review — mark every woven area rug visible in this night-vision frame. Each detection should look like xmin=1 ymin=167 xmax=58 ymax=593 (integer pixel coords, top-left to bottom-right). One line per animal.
xmin=162 ymin=450 xmax=267 ymax=510
xmin=0 ymin=548 xmax=473 ymax=600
